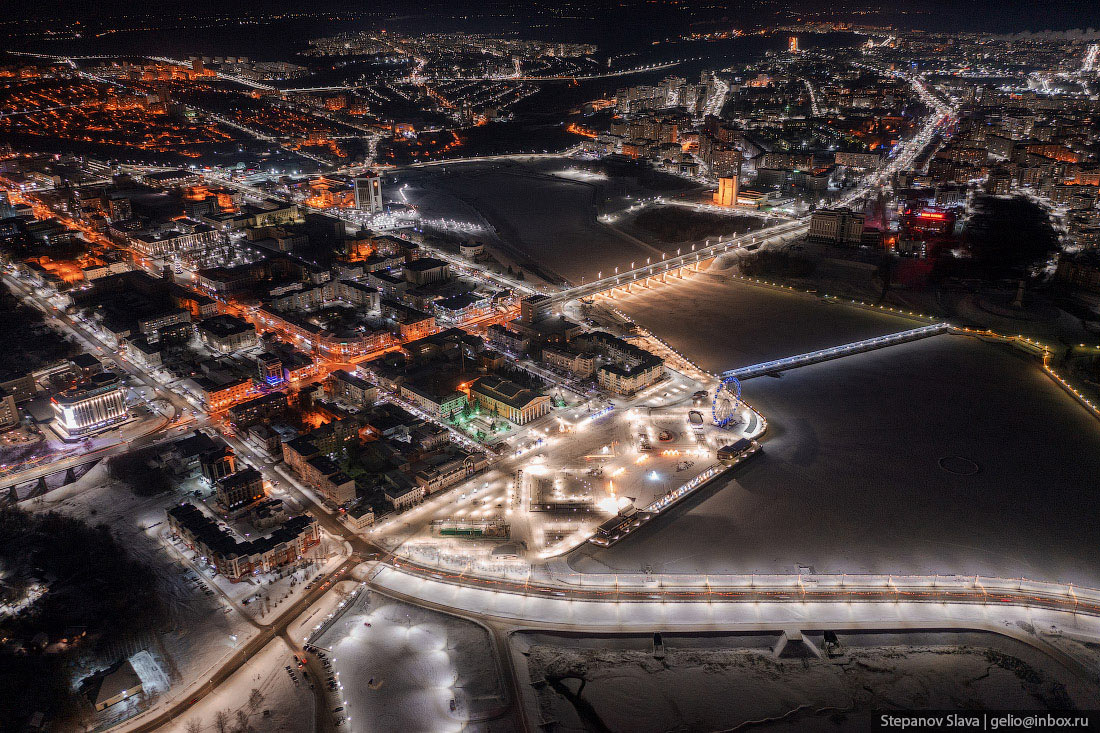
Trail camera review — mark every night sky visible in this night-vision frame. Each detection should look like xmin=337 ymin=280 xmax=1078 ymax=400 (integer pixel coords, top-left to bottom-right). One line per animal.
xmin=10 ymin=0 xmax=1100 ymax=34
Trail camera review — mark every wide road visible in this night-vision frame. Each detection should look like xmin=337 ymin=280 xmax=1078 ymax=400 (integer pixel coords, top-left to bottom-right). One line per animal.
xmin=372 ymin=558 xmax=1100 ymax=618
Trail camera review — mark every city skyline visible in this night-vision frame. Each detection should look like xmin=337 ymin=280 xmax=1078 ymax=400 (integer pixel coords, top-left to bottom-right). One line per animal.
xmin=1 ymin=5 xmax=1099 ymax=732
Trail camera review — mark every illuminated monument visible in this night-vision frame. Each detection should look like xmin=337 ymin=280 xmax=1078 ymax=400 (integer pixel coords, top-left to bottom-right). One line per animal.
xmin=714 ymin=172 xmax=740 ymax=207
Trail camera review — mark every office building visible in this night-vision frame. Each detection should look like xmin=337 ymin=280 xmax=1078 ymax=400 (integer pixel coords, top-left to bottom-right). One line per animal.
xmin=325 ymin=369 xmax=378 ymax=407
xmin=197 ymin=314 xmax=258 ymax=353
xmin=215 ymin=467 xmax=266 ymax=513
xmin=255 ymin=352 xmax=284 ymax=385
xmin=51 ymin=372 xmax=128 ymax=440
xmin=808 ymin=208 xmax=866 ymax=245
xmin=354 ymin=173 xmax=382 ymax=213
xmin=200 ymin=445 xmax=238 ymax=482
xmin=403 ymin=257 xmax=450 ymax=286
xmin=519 ymin=294 xmax=552 ymax=324
xmin=227 ymin=391 xmax=289 ymax=428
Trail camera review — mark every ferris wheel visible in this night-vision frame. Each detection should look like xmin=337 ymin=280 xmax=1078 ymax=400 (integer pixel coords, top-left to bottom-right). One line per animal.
xmin=711 ymin=376 xmax=742 ymax=428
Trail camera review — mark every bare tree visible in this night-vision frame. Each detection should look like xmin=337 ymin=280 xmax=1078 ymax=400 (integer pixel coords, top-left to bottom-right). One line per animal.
xmin=234 ymin=709 xmax=253 ymax=733
xmin=214 ymin=709 xmax=231 ymax=733
xmin=184 ymin=719 xmax=203 ymax=733
xmin=247 ymin=687 xmax=264 ymax=713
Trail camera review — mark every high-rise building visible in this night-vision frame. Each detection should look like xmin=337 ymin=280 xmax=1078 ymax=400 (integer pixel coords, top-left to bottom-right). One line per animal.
xmin=51 ymin=372 xmax=128 ymax=440
xmin=519 ymin=294 xmax=552 ymax=324
xmin=706 ymin=144 xmax=742 ymax=179
xmin=107 ymin=196 xmax=132 ymax=222
xmin=808 ymin=208 xmax=866 ymax=245
xmin=789 ymin=36 xmax=800 ymax=54
xmin=354 ymin=173 xmax=382 ymax=213
xmin=0 ymin=388 xmax=19 ymax=431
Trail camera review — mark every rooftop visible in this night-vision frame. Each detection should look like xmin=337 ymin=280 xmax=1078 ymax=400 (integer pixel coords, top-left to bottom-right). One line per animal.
xmin=197 ymin=314 xmax=255 ymax=339
xmin=471 ymin=374 xmax=546 ymax=411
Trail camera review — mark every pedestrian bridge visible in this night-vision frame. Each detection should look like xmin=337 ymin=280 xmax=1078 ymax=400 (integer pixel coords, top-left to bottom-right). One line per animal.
xmin=723 ymin=323 xmax=949 ymax=380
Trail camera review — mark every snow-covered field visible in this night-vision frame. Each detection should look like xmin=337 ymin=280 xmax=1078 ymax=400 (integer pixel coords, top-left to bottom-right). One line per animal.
xmin=315 ymin=590 xmax=507 ymax=733
xmin=24 ymin=464 xmax=258 ymax=724
xmin=164 ymin=638 xmax=315 ymax=733
xmin=518 ymin=630 xmax=1098 ymax=732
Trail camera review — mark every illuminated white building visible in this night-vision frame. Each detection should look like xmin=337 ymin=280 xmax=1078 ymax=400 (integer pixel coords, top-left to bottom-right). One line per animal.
xmin=51 ymin=372 xmax=128 ymax=440
xmin=354 ymin=173 xmax=383 ymax=213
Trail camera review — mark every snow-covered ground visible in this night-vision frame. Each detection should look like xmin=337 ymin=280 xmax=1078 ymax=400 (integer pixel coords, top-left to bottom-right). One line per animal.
xmin=569 ymin=334 xmax=1100 ymax=585
xmin=25 ymin=464 xmax=259 ymax=729
xmin=606 ymin=269 xmax=922 ymax=374
xmin=518 ymin=630 xmax=1099 ymax=732
xmin=314 ymin=590 xmax=507 ymax=733
xmin=163 ymin=638 xmax=315 ymax=733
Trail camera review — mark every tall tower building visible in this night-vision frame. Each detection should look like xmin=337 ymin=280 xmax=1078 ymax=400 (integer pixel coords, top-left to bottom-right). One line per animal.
xmin=714 ymin=175 xmax=740 ymax=207
xmin=353 ymin=173 xmax=382 ymax=213
xmin=789 ymin=36 xmax=800 ymax=54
